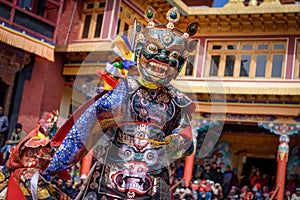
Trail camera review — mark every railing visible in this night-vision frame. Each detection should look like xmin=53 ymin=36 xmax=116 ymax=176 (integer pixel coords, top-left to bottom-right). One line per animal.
xmin=0 ymin=0 xmax=63 ymax=42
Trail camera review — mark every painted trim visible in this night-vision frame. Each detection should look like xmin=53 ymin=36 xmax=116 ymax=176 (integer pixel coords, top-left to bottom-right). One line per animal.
xmin=109 ymin=0 xmax=121 ymax=39
xmin=101 ymin=0 xmax=114 ymax=39
xmin=285 ymin=36 xmax=296 ymax=79
xmin=167 ymin=0 xmax=300 ymax=15
xmin=196 ymin=38 xmax=205 ymax=78
xmin=291 ymin=37 xmax=299 ymax=80
xmin=123 ymin=0 xmax=145 ymax=17
xmin=197 ymin=102 xmax=300 ymax=108
xmin=0 ymin=21 xmax=55 ymax=47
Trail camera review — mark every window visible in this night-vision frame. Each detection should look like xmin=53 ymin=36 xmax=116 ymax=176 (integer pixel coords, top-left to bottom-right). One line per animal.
xmin=294 ymin=40 xmax=300 ymax=79
xmin=18 ymin=0 xmax=33 ymax=10
xmin=240 ymin=55 xmax=251 ymax=77
xmin=80 ymin=0 xmax=106 ymax=39
xmin=179 ymin=40 xmax=199 ymax=77
xmin=271 ymin=55 xmax=283 ymax=77
xmin=117 ymin=2 xmax=146 ymax=43
xmin=209 ymin=55 xmax=220 ymax=76
xmin=224 ymin=55 xmax=235 ymax=76
xmin=205 ymin=40 xmax=286 ymax=78
xmin=255 ymin=55 xmax=267 ymax=77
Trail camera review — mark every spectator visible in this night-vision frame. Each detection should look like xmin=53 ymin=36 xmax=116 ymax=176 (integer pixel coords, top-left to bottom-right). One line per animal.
xmin=227 ymin=186 xmax=239 ymax=200
xmin=195 ymin=165 xmax=204 ymax=179
xmin=176 ymin=161 xmax=185 ymax=179
xmin=214 ymin=166 xmax=224 ymax=185
xmin=52 ymin=178 xmax=64 ymax=189
xmin=191 ymin=180 xmax=200 ymax=200
xmin=249 ymin=167 xmax=257 ymax=181
xmin=295 ymin=174 xmax=299 ymax=188
xmin=0 ymin=106 xmax=9 ymax=148
xmin=63 ymin=179 xmax=77 ymax=199
xmin=252 ymin=184 xmax=262 ymax=200
xmin=239 ymin=173 xmax=251 ymax=188
xmin=240 ymin=185 xmax=249 ymax=200
xmin=201 ymin=164 xmax=213 ymax=181
xmin=174 ymin=188 xmax=187 ymax=200
xmin=198 ymin=180 xmax=212 ymax=200
xmin=291 ymin=188 xmax=300 ymax=200
xmin=244 ymin=191 xmax=253 ymax=200
xmin=57 ymin=178 xmax=64 ymax=189
xmin=74 ymin=173 xmax=87 ymax=195
xmin=174 ymin=181 xmax=193 ymax=200
xmin=223 ymin=165 xmax=233 ymax=199
xmin=47 ymin=111 xmax=58 ymax=139
xmin=287 ymin=174 xmax=296 ymax=193
xmin=269 ymin=175 xmax=276 ymax=191
xmin=261 ymin=173 xmax=269 ymax=188
xmin=211 ymin=162 xmax=218 ymax=177
xmin=262 ymin=185 xmax=270 ymax=200
xmin=251 ymin=169 xmax=263 ymax=187
xmin=1 ymin=123 xmax=26 ymax=161
xmin=285 ymin=190 xmax=291 ymax=200
xmin=211 ymin=182 xmax=223 ymax=199
xmin=231 ymin=168 xmax=239 ymax=187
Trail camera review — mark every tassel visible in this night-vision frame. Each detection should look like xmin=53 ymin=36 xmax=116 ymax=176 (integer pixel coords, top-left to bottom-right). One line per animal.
xmin=0 ymin=24 xmax=54 ymax=61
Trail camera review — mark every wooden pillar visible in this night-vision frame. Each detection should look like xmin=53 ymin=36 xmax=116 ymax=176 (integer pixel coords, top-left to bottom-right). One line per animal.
xmin=183 ymin=120 xmax=222 ymax=186
xmin=258 ymin=122 xmax=300 ymax=200
xmin=183 ymin=123 xmax=200 ymax=186
xmin=276 ymin=134 xmax=290 ymax=200
xmin=183 ymin=152 xmax=195 ymax=186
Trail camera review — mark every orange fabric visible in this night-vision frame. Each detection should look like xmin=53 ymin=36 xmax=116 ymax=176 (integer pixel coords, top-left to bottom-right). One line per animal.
xmin=178 ymin=126 xmax=193 ymax=139
xmin=80 ymin=149 xmax=94 ymax=178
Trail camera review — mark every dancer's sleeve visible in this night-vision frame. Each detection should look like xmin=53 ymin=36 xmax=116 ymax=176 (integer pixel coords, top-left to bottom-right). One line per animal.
xmin=45 ymin=80 xmax=129 ymax=174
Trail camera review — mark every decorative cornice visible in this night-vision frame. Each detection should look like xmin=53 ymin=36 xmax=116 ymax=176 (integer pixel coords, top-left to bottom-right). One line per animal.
xmin=199 ymin=113 xmax=300 ymax=124
xmin=173 ymin=79 xmax=300 ymax=95
xmin=55 ymin=41 xmax=113 ymax=52
xmin=167 ymin=0 xmax=300 ymax=15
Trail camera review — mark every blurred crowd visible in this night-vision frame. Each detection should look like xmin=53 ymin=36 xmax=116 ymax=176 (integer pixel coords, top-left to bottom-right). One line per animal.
xmin=171 ymin=160 xmax=300 ymax=200
xmin=49 ymin=165 xmax=86 ymax=199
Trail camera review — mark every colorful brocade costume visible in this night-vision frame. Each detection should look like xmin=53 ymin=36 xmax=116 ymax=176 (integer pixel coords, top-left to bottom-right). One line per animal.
xmin=45 ymin=6 xmax=199 ymax=200
xmin=0 ymin=125 xmax=70 ymax=200
xmin=47 ymin=76 xmax=195 ymax=199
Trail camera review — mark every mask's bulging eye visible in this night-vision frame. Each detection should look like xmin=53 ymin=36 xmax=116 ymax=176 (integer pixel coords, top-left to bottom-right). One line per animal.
xmin=170 ymin=51 xmax=180 ymax=59
xmin=146 ymin=43 xmax=158 ymax=53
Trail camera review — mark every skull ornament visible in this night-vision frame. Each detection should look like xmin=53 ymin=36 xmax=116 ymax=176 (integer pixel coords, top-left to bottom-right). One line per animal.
xmin=111 ymin=162 xmax=153 ymax=195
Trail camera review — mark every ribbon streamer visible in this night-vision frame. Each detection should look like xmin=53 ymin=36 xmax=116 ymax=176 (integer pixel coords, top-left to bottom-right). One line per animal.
xmin=30 ymin=171 xmax=39 ymax=200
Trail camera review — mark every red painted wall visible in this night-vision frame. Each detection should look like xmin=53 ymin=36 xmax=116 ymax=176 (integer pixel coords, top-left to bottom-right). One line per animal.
xmin=18 ymin=54 xmax=65 ymax=133
xmin=56 ymin=0 xmax=83 ymax=44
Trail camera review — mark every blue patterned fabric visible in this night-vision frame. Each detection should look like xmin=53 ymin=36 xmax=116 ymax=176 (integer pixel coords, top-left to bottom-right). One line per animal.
xmin=45 ymin=80 xmax=128 ymax=174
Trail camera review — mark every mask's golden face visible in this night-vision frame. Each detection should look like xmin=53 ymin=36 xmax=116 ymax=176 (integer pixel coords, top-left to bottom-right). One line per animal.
xmin=135 ymin=28 xmax=190 ymax=86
